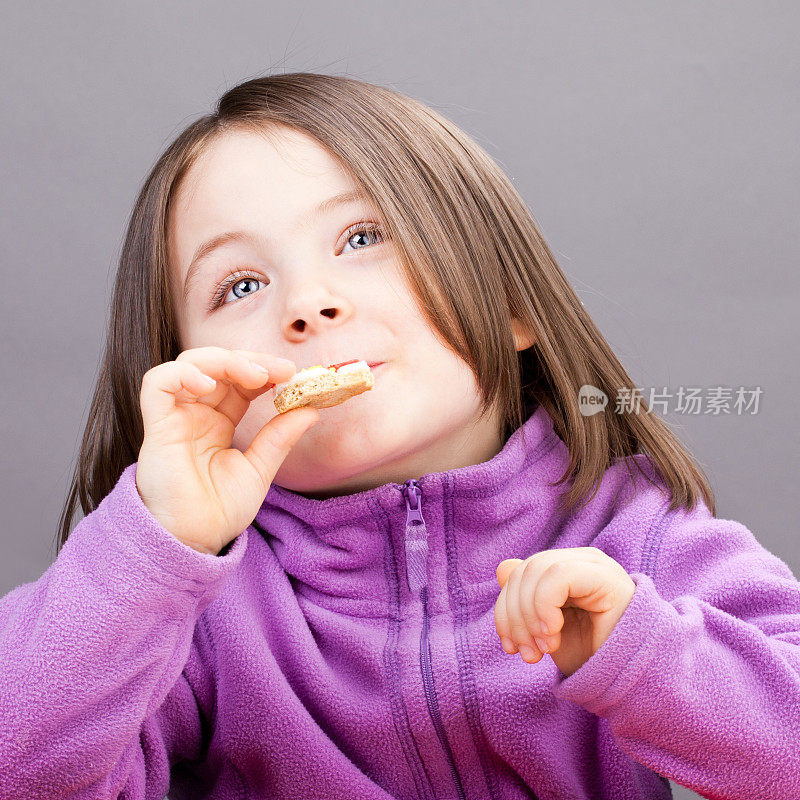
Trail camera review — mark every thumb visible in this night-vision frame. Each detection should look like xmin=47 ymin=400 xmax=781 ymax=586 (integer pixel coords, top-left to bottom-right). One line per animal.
xmin=496 ymin=558 xmax=524 ymax=588
xmin=243 ymin=406 xmax=321 ymax=487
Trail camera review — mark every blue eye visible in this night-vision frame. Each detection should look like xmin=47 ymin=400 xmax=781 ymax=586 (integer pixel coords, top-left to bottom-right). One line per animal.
xmin=208 ymin=271 xmax=265 ymax=312
xmin=341 ymin=223 xmax=384 ymax=254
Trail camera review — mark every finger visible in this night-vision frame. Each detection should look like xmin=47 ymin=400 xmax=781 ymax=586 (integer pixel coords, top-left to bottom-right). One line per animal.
xmin=523 ymin=547 xmax=607 ymax=564
xmin=517 ymin=558 xmax=556 ymax=653
xmin=141 ymin=360 xmax=224 ymax=430
xmin=241 ymin=405 xmax=321 ymax=493
xmin=533 ymin=561 xmax=613 ymax=652
xmin=209 ymin=359 xmax=287 ymax=428
xmin=496 ymin=558 xmax=523 ymax=589
xmin=175 ymin=347 xmax=297 ymax=426
xmin=213 ymin=379 xmax=280 ymax=429
xmin=176 ymin=346 xmax=297 ymax=390
xmin=498 ymin=550 xmax=608 ymax=591
xmin=493 ymin=572 xmax=518 ymax=654
xmin=497 ymin=557 xmax=548 ymax=658
xmin=505 ymin=560 xmax=544 ymax=663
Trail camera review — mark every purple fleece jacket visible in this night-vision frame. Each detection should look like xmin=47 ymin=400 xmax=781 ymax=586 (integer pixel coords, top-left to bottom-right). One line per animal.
xmin=1 ymin=403 xmax=799 ymax=800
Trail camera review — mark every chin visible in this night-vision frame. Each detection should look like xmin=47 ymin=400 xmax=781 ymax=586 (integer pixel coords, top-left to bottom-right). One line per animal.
xmin=273 ymin=456 xmax=371 ymax=495
xmin=276 ymin=425 xmax=399 ymax=491
xmin=300 ymin=431 xmax=377 ymax=472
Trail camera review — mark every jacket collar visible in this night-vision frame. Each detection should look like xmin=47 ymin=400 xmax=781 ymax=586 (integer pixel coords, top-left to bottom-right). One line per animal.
xmin=252 ymin=403 xmax=562 ymax=612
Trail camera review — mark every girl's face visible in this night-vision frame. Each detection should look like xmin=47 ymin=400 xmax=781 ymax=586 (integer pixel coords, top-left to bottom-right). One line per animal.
xmin=168 ymin=127 xmax=533 ymax=498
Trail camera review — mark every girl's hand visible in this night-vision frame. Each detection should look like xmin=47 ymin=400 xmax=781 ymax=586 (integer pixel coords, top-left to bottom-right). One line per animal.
xmin=494 ymin=547 xmax=636 ymax=677
xmin=135 ymin=346 xmax=320 ymax=556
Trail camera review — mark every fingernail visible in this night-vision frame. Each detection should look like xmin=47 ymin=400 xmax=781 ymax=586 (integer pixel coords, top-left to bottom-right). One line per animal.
xmin=519 ymin=644 xmax=536 ymax=661
xmin=500 ymin=637 xmax=515 ymax=653
xmin=249 ymin=361 xmax=270 ymax=374
xmin=534 ymin=636 xmax=549 ymax=653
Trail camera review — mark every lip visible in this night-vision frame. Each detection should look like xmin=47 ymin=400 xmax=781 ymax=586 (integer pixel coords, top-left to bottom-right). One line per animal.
xmin=367 ymin=361 xmax=385 ymax=369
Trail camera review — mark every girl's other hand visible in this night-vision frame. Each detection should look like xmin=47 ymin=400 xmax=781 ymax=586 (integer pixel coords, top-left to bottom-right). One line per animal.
xmin=135 ymin=346 xmax=320 ymax=555
xmin=494 ymin=548 xmax=636 ymax=677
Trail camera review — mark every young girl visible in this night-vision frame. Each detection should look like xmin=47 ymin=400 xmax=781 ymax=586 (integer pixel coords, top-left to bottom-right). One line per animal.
xmin=1 ymin=73 xmax=798 ymax=800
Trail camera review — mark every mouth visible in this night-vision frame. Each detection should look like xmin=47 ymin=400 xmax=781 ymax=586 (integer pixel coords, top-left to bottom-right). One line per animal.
xmin=367 ymin=361 xmax=385 ymax=369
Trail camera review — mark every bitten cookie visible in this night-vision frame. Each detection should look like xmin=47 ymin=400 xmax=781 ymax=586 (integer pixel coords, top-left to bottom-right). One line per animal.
xmin=273 ymin=359 xmax=375 ymax=413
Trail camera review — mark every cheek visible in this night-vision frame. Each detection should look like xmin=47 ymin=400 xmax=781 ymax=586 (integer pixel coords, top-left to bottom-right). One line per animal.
xmin=415 ymin=347 xmax=478 ymax=393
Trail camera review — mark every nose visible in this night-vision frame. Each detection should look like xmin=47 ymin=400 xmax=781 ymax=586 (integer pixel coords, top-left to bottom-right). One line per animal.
xmin=291 ymin=307 xmax=338 ymax=334
xmin=281 ymin=285 xmax=353 ymax=339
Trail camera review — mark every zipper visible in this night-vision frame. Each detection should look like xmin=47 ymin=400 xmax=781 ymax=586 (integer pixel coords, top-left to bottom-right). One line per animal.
xmin=403 ymin=479 xmax=468 ymax=800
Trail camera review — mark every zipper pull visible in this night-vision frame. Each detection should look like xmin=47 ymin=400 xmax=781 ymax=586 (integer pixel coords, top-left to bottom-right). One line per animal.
xmin=402 ymin=480 xmax=429 ymax=598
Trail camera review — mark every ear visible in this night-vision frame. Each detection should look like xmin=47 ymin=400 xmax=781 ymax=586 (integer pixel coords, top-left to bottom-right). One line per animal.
xmin=511 ymin=318 xmax=536 ymax=352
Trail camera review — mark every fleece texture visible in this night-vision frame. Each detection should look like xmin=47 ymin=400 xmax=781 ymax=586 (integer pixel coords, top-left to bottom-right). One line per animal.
xmin=1 ymin=403 xmax=799 ymax=800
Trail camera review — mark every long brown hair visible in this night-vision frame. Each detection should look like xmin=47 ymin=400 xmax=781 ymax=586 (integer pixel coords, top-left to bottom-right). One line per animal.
xmin=54 ymin=72 xmax=715 ymax=555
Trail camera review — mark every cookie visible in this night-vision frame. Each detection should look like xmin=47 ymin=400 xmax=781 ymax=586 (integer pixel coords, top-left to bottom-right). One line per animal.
xmin=273 ymin=359 xmax=375 ymax=413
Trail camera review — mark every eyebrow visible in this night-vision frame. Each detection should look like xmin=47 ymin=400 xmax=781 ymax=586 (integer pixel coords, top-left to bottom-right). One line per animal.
xmin=181 ymin=189 xmax=369 ymax=302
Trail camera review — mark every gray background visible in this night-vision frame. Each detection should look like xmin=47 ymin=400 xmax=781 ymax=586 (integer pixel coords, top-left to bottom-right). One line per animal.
xmin=1 ymin=3 xmax=798 ymax=799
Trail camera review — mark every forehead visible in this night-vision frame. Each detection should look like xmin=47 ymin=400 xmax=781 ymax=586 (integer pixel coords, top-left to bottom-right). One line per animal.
xmin=173 ymin=127 xmax=353 ymax=221
xmin=167 ymin=127 xmax=361 ymax=275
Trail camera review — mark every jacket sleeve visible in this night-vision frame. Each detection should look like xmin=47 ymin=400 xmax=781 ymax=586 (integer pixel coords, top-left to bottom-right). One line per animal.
xmin=552 ymin=498 xmax=800 ymax=800
xmin=0 ymin=462 xmax=249 ymax=800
